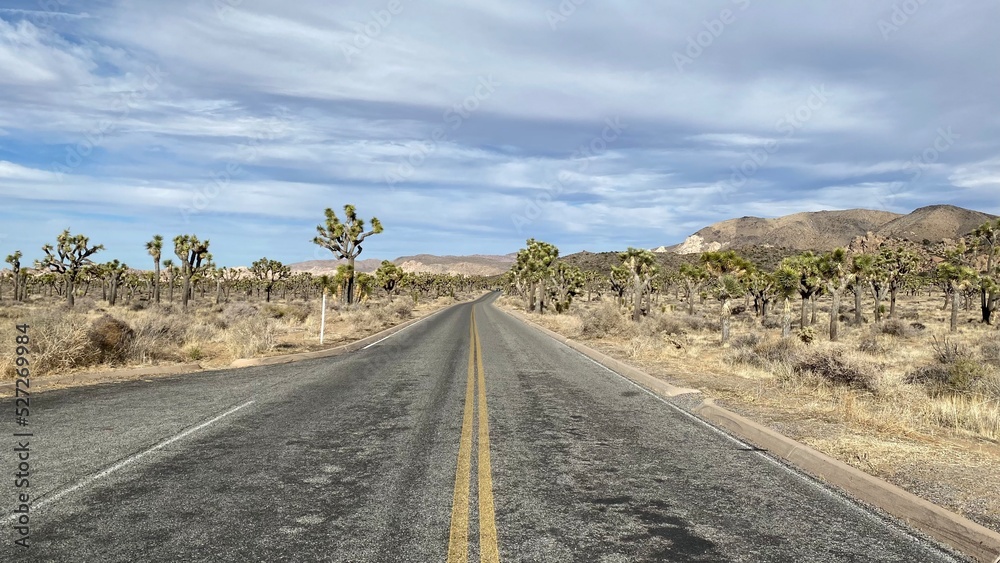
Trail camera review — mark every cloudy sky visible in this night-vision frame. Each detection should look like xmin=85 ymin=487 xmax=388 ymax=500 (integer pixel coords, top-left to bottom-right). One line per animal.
xmin=1 ymin=0 xmax=998 ymax=267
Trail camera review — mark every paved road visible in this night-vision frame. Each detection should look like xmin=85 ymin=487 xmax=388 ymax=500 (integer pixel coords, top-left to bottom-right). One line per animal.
xmin=1 ymin=294 xmax=968 ymax=561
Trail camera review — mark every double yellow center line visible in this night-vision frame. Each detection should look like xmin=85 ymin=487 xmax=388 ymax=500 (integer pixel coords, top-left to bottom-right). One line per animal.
xmin=447 ymin=309 xmax=501 ymax=563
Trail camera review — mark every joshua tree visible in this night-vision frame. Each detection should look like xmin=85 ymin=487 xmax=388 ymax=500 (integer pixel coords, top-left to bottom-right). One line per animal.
xmin=817 ymin=248 xmax=849 ymax=342
xmin=512 ymin=239 xmax=559 ymax=314
xmin=609 ymin=265 xmax=630 ymax=306
xmin=849 ymin=253 xmax=875 ymax=325
xmin=103 ymin=260 xmax=129 ymax=306
xmin=375 ymin=260 xmax=406 ymax=301
xmin=782 ymin=252 xmax=822 ymax=328
xmin=773 ymin=264 xmax=799 ymax=338
xmin=250 ymin=258 xmax=291 ymax=302
xmin=5 ymin=250 xmax=23 ymax=302
xmin=936 ymin=262 xmax=978 ymax=332
xmin=620 ymin=247 xmax=657 ymax=322
xmin=549 ymin=261 xmax=584 ymax=313
xmin=146 ymin=235 xmax=164 ymax=304
xmin=744 ymin=267 xmax=776 ymax=321
xmin=162 ymin=259 xmax=176 ymax=303
xmin=701 ymin=250 xmax=751 ymax=343
xmin=678 ymin=263 xmax=708 ymax=315
xmin=37 ymin=229 xmax=104 ymax=307
xmin=313 ymin=204 xmax=383 ymax=304
xmin=878 ymin=243 xmax=919 ymax=320
xmin=333 ymin=264 xmax=355 ymax=302
xmin=972 ymin=218 xmax=1000 ymax=324
xmin=173 ymin=235 xmax=211 ymax=311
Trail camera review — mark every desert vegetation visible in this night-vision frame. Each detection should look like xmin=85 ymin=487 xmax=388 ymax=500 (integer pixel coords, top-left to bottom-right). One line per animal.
xmin=501 ymin=228 xmax=1000 ymax=530
xmin=0 ymin=205 xmax=490 ymax=380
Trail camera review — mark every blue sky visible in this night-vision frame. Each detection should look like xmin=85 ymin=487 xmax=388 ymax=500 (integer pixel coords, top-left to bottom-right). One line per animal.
xmin=1 ymin=1 xmax=999 ymax=267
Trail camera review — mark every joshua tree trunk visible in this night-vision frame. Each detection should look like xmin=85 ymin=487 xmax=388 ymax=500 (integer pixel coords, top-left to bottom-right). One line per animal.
xmin=536 ymin=280 xmax=546 ymax=315
xmin=182 ymin=276 xmax=191 ymax=311
xmin=782 ymin=298 xmax=791 ymax=339
xmin=950 ymin=285 xmax=959 ymax=333
xmin=721 ymin=298 xmax=732 ymax=344
xmin=800 ymin=296 xmax=809 ymax=328
xmin=346 ymin=257 xmax=357 ymax=304
xmin=153 ymin=263 xmax=161 ymax=303
xmin=829 ymin=287 xmax=840 ymax=342
xmin=889 ymin=287 xmax=899 ymax=319
xmin=810 ymin=296 xmax=817 ymax=326
xmin=66 ymin=276 xmax=76 ymax=307
xmin=854 ymin=288 xmax=863 ymax=325
xmin=632 ymin=274 xmax=643 ymax=322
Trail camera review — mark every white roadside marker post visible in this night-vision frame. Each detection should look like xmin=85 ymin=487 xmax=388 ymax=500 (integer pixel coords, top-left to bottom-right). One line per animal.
xmin=320 ymin=287 xmax=328 ymax=345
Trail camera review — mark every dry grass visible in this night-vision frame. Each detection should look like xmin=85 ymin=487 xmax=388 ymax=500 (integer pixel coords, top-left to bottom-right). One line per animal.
xmin=0 ymin=292 xmax=469 ymax=378
xmin=502 ymin=291 xmax=1000 ymax=532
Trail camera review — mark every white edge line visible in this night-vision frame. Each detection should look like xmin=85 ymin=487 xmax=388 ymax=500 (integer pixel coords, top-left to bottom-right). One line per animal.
xmin=10 ymin=400 xmax=255 ymax=519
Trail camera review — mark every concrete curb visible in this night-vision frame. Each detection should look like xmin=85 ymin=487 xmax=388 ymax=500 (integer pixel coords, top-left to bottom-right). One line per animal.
xmin=499 ymin=306 xmax=1000 ymax=563
xmin=0 ymin=363 xmax=203 ymax=394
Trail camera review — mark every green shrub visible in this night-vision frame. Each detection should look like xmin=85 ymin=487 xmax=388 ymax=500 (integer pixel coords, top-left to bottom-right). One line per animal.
xmin=797 ymin=326 xmax=816 ymax=344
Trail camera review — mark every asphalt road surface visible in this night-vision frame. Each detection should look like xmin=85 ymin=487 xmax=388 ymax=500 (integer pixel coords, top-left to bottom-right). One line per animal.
xmin=2 ymin=294 xmax=969 ymax=562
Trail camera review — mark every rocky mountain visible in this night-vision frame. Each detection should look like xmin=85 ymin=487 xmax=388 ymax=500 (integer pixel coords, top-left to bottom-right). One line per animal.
xmin=667 ymin=205 xmax=995 ymax=254
xmin=289 ymin=254 xmax=515 ymax=277
xmin=873 ymin=205 xmax=996 ymax=243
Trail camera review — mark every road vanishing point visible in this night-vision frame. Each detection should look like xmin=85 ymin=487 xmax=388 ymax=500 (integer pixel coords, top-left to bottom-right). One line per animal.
xmin=2 ymin=294 xmax=969 ymax=561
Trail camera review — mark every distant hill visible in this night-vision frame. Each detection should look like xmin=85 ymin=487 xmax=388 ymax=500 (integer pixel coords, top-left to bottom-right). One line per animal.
xmin=873 ymin=205 xmax=996 ymax=243
xmin=666 ymin=205 xmax=995 ymax=254
xmin=288 ymin=253 xmax=515 ymax=277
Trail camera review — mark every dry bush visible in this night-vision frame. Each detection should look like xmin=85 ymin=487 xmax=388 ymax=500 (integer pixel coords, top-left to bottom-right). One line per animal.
xmin=225 ymin=317 xmax=277 ymax=358
xmin=88 ymin=314 xmax=135 ymax=364
xmin=907 ymin=360 xmax=994 ymax=397
xmin=344 ymin=304 xmax=393 ymax=333
xmin=580 ymin=302 xmax=635 ymax=339
xmin=127 ymin=312 xmax=188 ymax=363
xmin=27 ymin=310 xmax=99 ymax=375
xmin=795 ymin=349 xmax=880 ymax=392
xmin=641 ymin=314 xmax=686 ymax=337
xmin=220 ymin=302 xmax=260 ymax=328
xmin=262 ymin=302 xmax=310 ymax=324
xmin=387 ymin=299 xmax=413 ymax=319
xmin=930 ymin=335 xmax=972 ymax=364
xmin=879 ymin=319 xmax=911 ymax=338
xmin=857 ymin=330 xmax=889 ymax=356
xmin=680 ymin=314 xmax=718 ymax=332
xmin=728 ymin=335 xmax=800 ymax=370
xmin=797 ymin=326 xmax=816 ymax=344
xmin=978 ymin=338 xmax=1000 ymax=366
